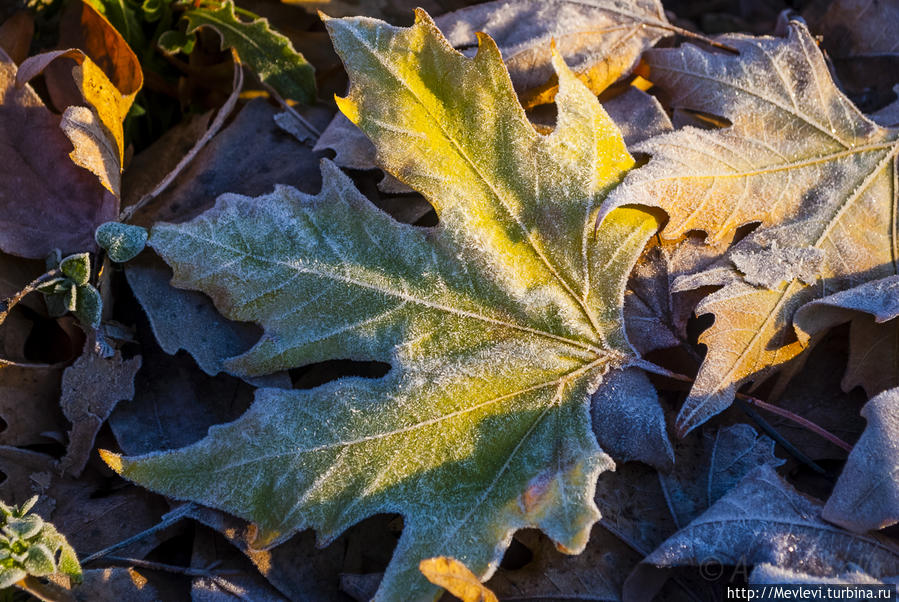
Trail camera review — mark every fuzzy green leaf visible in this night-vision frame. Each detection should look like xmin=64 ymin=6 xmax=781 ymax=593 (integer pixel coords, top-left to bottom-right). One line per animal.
xmin=104 ymin=11 xmax=661 ymax=601
xmin=95 ymin=221 xmax=148 ymax=263
xmin=60 ymin=253 xmax=91 ymax=286
xmin=182 ymin=0 xmax=315 ymax=103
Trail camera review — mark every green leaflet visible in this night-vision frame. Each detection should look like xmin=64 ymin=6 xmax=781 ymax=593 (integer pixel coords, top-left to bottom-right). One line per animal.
xmin=182 ymin=0 xmax=315 ymax=104
xmin=104 ymin=11 xmax=661 ymax=600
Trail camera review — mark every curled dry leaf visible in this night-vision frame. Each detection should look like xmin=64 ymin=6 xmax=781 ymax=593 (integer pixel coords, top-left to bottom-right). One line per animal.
xmin=0 ymin=48 xmax=116 ymax=258
xmin=822 ymin=387 xmax=899 ymax=533
xmin=624 ymin=465 xmax=899 ymax=601
xmin=17 ymin=0 xmax=142 ymax=196
xmin=101 ymin=12 xmax=668 ymax=600
xmin=794 ymin=275 xmax=899 ymax=397
xmin=419 ymin=557 xmax=498 ymax=602
xmin=601 ymin=21 xmax=899 ymax=435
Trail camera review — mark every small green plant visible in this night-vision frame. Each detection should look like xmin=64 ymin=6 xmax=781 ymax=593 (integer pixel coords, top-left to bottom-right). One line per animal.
xmin=0 ymin=496 xmax=81 ymax=592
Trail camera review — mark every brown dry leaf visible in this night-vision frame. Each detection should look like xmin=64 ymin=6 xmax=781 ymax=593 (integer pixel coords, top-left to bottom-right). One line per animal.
xmin=17 ymin=1 xmax=142 ymax=196
xmin=0 ymin=446 xmax=171 ymax=559
xmin=0 ymin=48 xmax=116 ymax=258
xmin=807 ymin=0 xmax=899 ymax=111
xmin=794 ymin=275 xmax=899 ymax=397
xmin=601 ymin=21 xmax=899 ymax=435
xmin=822 ymin=387 xmax=899 ymax=533
xmin=437 ymin=0 xmax=671 ymax=106
xmin=623 ymin=465 xmax=899 ymax=601
xmin=0 ymin=11 xmax=33 ymax=65
xmin=420 ymin=557 xmax=498 ymax=602
xmin=58 ymin=342 xmax=142 ymax=477
xmin=0 ymin=361 xmax=67 ymax=447
xmin=127 ymin=98 xmax=324 ymax=227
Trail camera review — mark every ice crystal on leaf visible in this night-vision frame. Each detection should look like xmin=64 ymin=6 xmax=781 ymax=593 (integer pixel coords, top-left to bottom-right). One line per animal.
xmin=102 ymin=11 xmax=664 ymax=600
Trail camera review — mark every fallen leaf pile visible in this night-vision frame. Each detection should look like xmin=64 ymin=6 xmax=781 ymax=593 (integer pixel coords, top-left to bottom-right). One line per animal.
xmin=0 ymin=0 xmax=896 ymax=600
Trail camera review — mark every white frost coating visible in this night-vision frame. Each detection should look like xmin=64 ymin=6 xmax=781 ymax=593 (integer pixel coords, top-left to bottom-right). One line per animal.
xmin=823 ymin=387 xmax=899 ymax=533
xmin=730 ymin=240 xmax=825 ymax=289
xmin=117 ymin=11 xmax=666 ymax=600
xmin=624 ymin=465 xmax=899 ymax=601
xmin=590 ymin=367 xmax=673 ymax=470
xmin=316 ymin=0 xmax=670 ymax=188
xmin=751 ymin=563 xmax=896 ymax=585
xmin=436 ymin=0 xmax=668 ymax=92
xmin=658 ymin=424 xmax=785 ymax=529
xmin=597 ymin=20 xmax=899 ymax=435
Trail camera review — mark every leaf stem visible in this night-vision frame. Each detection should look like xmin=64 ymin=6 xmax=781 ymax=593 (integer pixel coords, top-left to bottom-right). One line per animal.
xmin=81 ymin=503 xmax=196 ymax=564
xmin=119 ymin=59 xmax=244 ymax=223
xmin=102 ymin=556 xmax=241 ymax=578
xmin=0 ymin=269 xmax=61 ymax=328
xmin=735 ymin=392 xmax=852 ymax=452
xmin=635 ymin=360 xmax=852 ymax=453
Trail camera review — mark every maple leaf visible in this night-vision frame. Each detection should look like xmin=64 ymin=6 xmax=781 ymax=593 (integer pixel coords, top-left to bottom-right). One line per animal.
xmin=599 ymin=20 xmax=899 ymax=435
xmin=101 ymin=11 xmax=664 ymax=600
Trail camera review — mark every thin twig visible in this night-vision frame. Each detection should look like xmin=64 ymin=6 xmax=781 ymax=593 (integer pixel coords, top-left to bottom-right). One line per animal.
xmin=0 ymin=269 xmax=60 ymax=328
xmin=263 ymin=81 xmax=322 ymax=140
xmin=734 ymin=398 xmax=827 ymax=475
xmin=656 ymin=22 xmax=739 ymax=53
xmin=635 ymin=361 xmax=852 ymax=454
xmin=118 ymin=59 xmax=245 ymax=223
xmin=81 ymin=503 xmax=195 ymax=564
xmin=102 ymin=556 xmax=242 ymax=578
xmin=736 ymin=392 xmax=853 ymax=452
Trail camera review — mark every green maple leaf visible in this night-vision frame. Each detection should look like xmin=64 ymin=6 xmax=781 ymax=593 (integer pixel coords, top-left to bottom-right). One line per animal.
xmin=103 ymin=11 xmax=662 ymax=600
